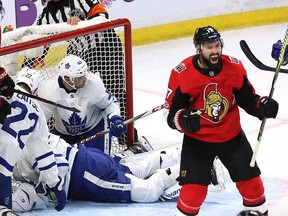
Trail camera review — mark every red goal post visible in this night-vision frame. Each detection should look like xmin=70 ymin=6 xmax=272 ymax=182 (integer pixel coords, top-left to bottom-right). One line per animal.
xmin=0 ymin=17 xmax=134 ymax=154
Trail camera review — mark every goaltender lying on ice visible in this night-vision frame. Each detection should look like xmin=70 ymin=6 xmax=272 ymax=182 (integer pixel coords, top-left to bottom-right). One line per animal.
xmin=12 ymin=134 xmax=225 ymax=212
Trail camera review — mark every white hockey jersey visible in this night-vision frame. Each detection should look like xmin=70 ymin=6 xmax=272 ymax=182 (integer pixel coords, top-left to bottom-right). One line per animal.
xmin=0 ymin=86 xmax=60 ymax=188
xmin=14 ymin=134 xmax=75 ymax=193
xmin=37 ymin=72 xmax=120 ymax=136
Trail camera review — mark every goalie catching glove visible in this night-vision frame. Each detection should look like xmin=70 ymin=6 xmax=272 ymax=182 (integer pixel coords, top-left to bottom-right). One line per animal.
xmin=256 ymin=96 xmax=278 ymax=120
xmin=108 ymin=114 xmax=127 ymax=137
xmin=173 ymin=108 xmax=201 ymax=133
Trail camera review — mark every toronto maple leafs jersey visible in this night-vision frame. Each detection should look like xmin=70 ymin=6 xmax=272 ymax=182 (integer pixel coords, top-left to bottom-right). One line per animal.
xmin=0 ymin=86 xmax=60 ymax=188
xmin=37 ymin=72 xmax=120 ymax=136
xmin=16 ymin=133 xmax=132 ymax=203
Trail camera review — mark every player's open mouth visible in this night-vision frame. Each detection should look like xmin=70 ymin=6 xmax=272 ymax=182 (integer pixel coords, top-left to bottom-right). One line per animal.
xmin=210 ymin=54 xmax=219 ymax=63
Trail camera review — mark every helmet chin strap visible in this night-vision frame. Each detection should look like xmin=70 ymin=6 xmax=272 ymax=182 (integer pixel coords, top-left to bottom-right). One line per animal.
xmin=63 ymin=77 xmax=77 ymax=90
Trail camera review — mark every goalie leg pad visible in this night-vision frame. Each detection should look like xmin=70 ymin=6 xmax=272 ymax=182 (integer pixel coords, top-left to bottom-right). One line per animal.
xmin=160 ymin=182 xmax=181 ymax=201
xmin=127 ymin=165 xmax=179 ymax=203
xmin=208 ymin=157 xmax=226 ymax=192
xmin=160 ymin=146 xmax=181 ymax=169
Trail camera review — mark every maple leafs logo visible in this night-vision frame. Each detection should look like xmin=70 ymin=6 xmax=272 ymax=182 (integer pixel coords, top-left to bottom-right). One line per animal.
xmin=62 ymin=113 xmax=87 ymax=135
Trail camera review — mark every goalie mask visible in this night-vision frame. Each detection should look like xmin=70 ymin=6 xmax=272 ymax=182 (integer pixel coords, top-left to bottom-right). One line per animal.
xmin=15 ymin=67 xmax=41 ymax=94
xmin=58 ymin=54 xmax=88 ymax=89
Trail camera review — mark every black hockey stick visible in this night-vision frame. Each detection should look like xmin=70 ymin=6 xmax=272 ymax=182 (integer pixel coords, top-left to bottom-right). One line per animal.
xmin=240 ymin=40 xmax=288 ymax=74
xmin=78 ymin=104 xmax=166 ymax=144
xmin=249 ymin=26 xmax=288 ymax=167
xmin=14 ymin=89 xmax=81 ymax=113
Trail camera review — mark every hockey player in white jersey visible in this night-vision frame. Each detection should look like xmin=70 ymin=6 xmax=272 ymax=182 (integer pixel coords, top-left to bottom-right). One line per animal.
xmin=0 ymin=67 xmax=66 ymax=215
xmin=12 ymin=133 xmax=226 ymax=212
xmin=37 ymin=54 xmax=127 ymax=153
xmin=12 ymin=133 xmax=181 ymax=212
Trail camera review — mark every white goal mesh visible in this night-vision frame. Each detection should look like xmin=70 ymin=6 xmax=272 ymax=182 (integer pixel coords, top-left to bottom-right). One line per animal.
xmin=0 ymin=17 xmax=134 ymax=154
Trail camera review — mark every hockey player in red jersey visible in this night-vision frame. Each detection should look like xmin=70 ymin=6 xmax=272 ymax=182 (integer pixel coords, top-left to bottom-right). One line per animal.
xmin=164 ymin=25 xmax=279 ymax=216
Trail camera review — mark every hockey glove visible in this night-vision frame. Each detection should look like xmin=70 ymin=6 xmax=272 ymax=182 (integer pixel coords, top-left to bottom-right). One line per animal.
xmin=0 ymin=67 xmax=15 ymax=99
xmin=257 ymin=96 xmax=278 ymax=119
xmin=108 ymin=115 xmax=127 ymax=137
xmin=173 ymin=108 xmax=201 ymax=133
xmin=0 ymin=97 xmax=11 ymax=124
xmin=271 ymin=40 xmax=288 ymax=66
xmin=47 ymin=177 xmax=66 ymax=212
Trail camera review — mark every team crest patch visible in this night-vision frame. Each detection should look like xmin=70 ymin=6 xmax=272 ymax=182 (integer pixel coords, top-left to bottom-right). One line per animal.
xmin=229 ymin=56 xmax=240 ymax=64
xmin=174 ymin=63 xmax=186 ymax=73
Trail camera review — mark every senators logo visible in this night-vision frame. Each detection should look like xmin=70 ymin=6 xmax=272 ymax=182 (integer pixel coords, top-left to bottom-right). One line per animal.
xmin=200 ymin=83 xmax=229 ymax=123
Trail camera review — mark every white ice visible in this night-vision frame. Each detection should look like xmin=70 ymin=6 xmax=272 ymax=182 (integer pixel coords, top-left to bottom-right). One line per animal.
xmin=21 ymin=23 xmax=288 ymax=216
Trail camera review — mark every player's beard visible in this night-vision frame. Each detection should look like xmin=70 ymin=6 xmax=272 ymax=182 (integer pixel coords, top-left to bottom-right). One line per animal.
xmin=201 ymin=53 xmax=222 ymax=70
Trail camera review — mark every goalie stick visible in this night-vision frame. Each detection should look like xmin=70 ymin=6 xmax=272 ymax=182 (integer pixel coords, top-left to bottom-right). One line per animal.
xmin=13 ymin=89 xmax=81 ymax=113
xmin=240 ymin=40 xmax=288 ymax=74
xmin=249 ymin=26 xmax=288 ymax=167
xmin=78 ymin=104 xmax=166 ymax=144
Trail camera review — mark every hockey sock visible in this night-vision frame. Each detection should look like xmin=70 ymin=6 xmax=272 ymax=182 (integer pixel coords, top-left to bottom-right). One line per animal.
xmin=176 ymin=184 xmax=208 ymax=215
xmin=236 ymin=176 xmax=268 ymax=214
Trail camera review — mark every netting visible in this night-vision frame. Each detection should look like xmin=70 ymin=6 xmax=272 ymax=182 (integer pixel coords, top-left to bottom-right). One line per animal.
xmin=0 ymin=17 xmax=134 ymax=154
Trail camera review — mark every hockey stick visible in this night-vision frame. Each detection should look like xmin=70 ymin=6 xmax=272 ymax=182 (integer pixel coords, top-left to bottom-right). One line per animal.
xmin=240 ymin=40 xmax=288 ymax=74
xmin=250 ymin=26 xmax=288 ymax=167
xmin=13 ymin=89 xmax=81 ymax=113
xmin=78 ymin=104 xmax=165 ymax=144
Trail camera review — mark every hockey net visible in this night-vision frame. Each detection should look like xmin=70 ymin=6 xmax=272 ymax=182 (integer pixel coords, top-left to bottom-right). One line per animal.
xmin=0 ymin=17 xmax=134 ymax=154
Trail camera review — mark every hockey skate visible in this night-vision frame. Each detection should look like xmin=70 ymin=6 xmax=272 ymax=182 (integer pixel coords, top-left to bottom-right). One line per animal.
xmin=129 ymin=136 xmax=154 ymax=154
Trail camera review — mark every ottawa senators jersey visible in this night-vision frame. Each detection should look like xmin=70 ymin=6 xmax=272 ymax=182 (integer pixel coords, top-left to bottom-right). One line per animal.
xmin=165 ymin=54 xmax=260 ymax=143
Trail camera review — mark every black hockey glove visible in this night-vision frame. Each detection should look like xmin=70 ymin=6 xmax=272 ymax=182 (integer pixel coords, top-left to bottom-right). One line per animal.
xmin=0 ymin=97 xmax=11 ymax=124
xmin=0 ymin=67 xmax=15 ymax=99
xmin=173 ymin=108 xmax=201 ymax=133
xmin=257 ymin=96 xmax=278 ymax=119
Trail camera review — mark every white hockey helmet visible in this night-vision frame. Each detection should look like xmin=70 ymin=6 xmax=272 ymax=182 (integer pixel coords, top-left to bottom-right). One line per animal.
xmin=15 ymin=67 xmax=41 ymax=94
xmin=58 ymin=54 xmax=88 ymax=80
